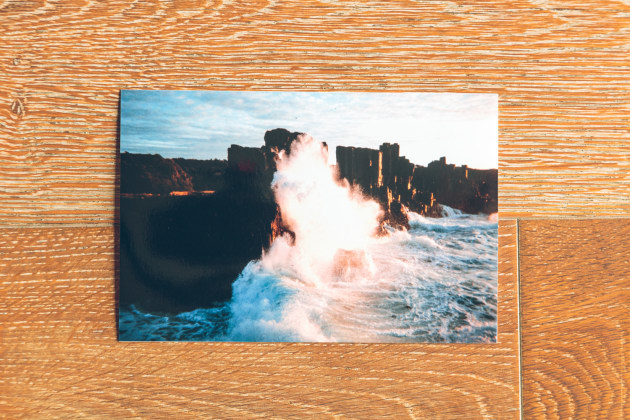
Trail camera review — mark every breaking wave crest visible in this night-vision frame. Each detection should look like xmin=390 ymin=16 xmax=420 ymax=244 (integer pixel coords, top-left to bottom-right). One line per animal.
xmin=119 ymin=136 xmax=497 ymax=342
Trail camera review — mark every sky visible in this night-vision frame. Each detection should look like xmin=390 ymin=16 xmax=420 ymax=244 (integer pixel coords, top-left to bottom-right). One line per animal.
xmin=120 ymin=91 xmax=498 ymax=169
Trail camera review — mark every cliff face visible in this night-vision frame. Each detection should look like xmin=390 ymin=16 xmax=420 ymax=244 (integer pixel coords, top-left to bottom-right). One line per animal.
xmin=120 ymin=194 xmax=279 ymax=312
xmin=264 ymin=127 xmax=303 ymax=155
xmin=413 ymin=159 xmax=498 ymax=215
xmin=120 ymin=129 xmax=304 ymax=312
xmin=121 ymin=152 xmax=227 ymax=195
xmin=336 ymin=143 xmax=497 ymax=219
xmin=226 ymin=128 xmax=304 ymax=241
xmin=121 ymin=153 xmax=194 ymax=194
xmin=174 ymin=157 xmax=227 ymax=191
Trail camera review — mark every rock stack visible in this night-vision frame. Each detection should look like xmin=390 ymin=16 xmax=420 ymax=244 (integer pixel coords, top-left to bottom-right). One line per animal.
xmin=335 ymin=142 xmax=497 ymax=228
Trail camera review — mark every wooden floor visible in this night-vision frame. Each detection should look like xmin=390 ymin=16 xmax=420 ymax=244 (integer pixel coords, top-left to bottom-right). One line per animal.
xmin=1 ymin=1 xmax=628 ymax=418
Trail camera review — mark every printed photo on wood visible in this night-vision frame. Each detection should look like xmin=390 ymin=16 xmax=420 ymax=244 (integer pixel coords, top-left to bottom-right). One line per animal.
xmin=118 ymin=91 xmax=498 ymax=342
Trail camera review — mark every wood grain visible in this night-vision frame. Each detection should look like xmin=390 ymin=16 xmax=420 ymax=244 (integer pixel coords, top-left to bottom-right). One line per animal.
xmin=519 ymin=219 xmax=630 ymax=419
xmin=0 ymin=221 xmax=519 ymax=418
xmin=2 ymin=0 xmax=629 ymax=417
xmin=1 ymin=0 xmax=629 ymax=225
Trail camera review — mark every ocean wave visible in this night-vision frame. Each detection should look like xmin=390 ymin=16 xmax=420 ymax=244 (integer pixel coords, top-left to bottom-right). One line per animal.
xmin=119 ymin=138 xmax=497 ymax=343
xmin=120 ymin=210 xmax=497 ymax=343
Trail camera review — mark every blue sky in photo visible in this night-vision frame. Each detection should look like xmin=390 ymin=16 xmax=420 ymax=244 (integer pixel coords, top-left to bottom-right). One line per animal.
xmin=120 ymin=90 xmax=498 ymax=169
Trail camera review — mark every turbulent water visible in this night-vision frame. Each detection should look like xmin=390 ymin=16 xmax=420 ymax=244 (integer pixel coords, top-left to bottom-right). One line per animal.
xmin=119 ymin=136 xmax=498 ymax=343
xmin=120 ymin=209 xmax=497 ymax=342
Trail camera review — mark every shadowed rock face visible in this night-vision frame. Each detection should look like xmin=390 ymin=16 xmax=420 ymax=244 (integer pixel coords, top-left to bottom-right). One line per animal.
xmin=335 ymin=143 xmax=498 ymax=225
xmin=264 ymin=128 xmax=303 ymax=155
xmin=120 ymin=129 xmax=304 ymax=313
xmin=120 ymin=194 xmax=279 ymax=313
xmin=121 ymin=152 xmax=227 ymax=194
xmin=121 ymin=152 xmax=194 ymax=194
xmin=173 ymin=157 xmax=227 ymax=191
xmin=414 ymin=160 xmax=498 ymax=215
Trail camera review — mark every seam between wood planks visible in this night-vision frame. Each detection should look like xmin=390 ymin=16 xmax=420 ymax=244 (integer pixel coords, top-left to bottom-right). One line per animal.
xmin=516 ymin=218 xmax=524 ymax=420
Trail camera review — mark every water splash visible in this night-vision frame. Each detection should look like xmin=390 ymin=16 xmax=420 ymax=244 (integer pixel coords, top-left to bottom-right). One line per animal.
xmin=261 ymin=134 xmax=382 ymax=287
xmin=119 ymin=137 xmax=498 ymax=342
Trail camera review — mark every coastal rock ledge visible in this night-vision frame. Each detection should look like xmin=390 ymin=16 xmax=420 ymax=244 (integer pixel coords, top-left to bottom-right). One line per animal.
xmin=120 ymin=129 xmax=497 ymax=311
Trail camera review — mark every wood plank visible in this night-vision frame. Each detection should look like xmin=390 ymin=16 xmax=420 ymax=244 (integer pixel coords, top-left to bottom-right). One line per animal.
xmin=1 ymin=0 xmax=629 ymax=224
xmin=0 ymin=220 xmax=518 ymax=418
xmin=519 ymin=219 xmax=630 ymax=419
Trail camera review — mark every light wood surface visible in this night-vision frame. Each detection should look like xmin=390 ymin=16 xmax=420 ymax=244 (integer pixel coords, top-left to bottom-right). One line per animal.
xmin=1 ymin=0 xmax=629 ymax=418
xmin=1 ymin=0 xmax=629 ymax=225
xmin=519 ymin=220 xmax=630 ymax=419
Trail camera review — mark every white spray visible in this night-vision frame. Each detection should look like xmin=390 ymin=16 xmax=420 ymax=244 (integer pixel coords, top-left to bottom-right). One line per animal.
xmin=225 ymin=135 xmax=386 ymax=341
xmin=261 ymin=134 xmax=383 ymax=286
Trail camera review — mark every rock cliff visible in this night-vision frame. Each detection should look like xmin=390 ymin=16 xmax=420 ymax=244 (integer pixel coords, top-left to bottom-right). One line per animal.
xmin=121 ymin=152 xmax=227 ymax=194
xmin=120 ymin=129 xmax=303 ymax=312
xmin=336 ymin=143 xmax=498 ymax=227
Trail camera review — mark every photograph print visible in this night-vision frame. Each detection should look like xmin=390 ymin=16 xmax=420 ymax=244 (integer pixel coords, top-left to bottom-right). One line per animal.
xmin=118 ymin=91 xmax=499 ymax=343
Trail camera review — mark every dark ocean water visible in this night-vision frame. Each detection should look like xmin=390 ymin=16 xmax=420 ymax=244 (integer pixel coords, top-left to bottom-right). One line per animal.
xmin=119 ymin=207 xmax=498 ymax=343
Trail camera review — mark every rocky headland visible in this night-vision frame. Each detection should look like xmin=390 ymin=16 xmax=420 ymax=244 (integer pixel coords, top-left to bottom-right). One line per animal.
xmin=336 ymin=143 xmax=497 ymax=229
xmin=120 ymin=128 xmax=497 ymax=313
